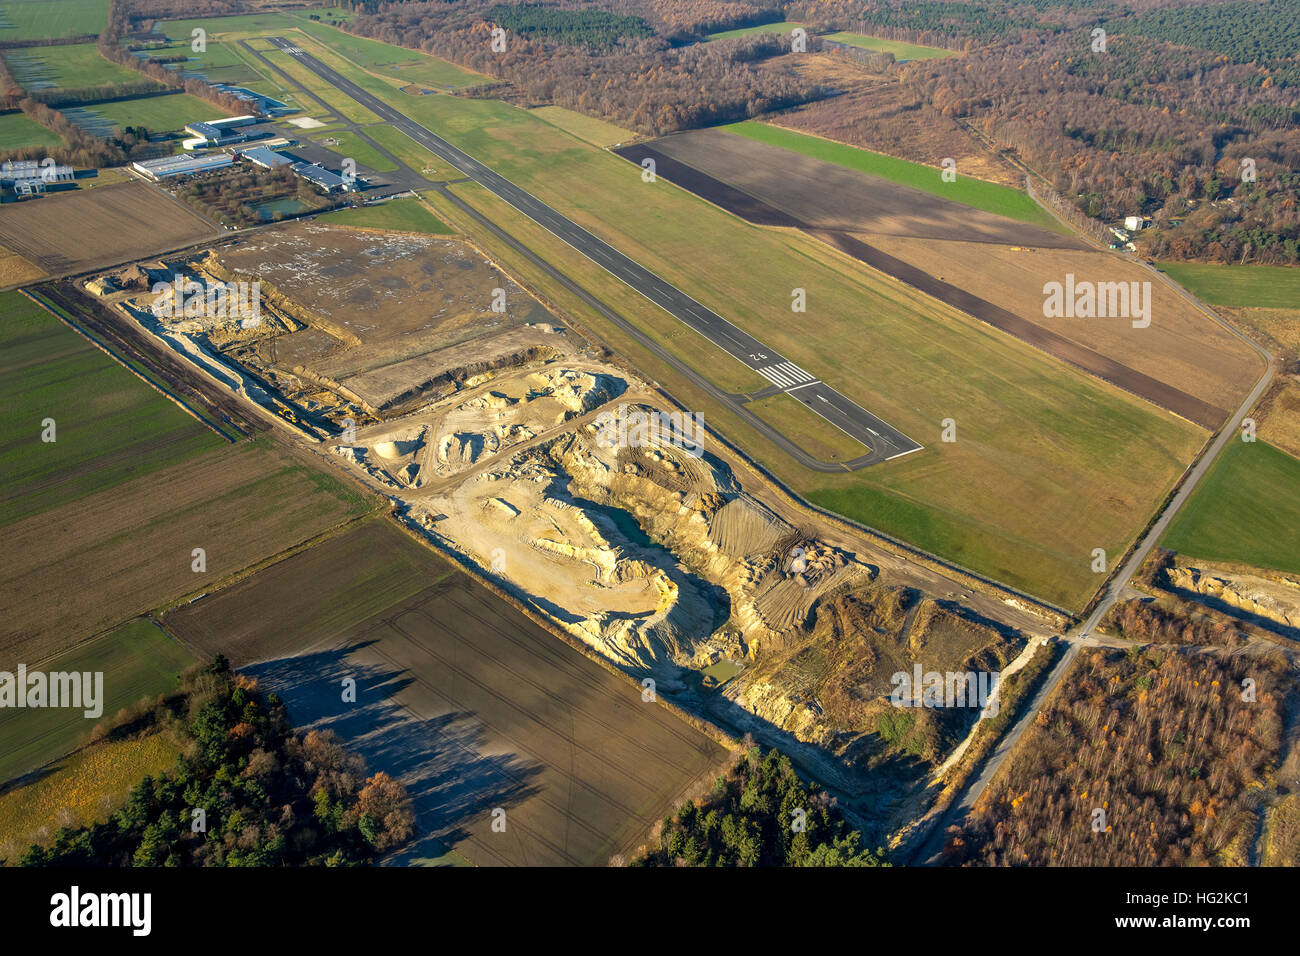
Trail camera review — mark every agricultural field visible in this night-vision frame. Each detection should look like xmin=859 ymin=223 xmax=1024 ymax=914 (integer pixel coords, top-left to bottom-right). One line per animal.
xmin=0 ymin=111 xmax=61 ymax=151
xmin=164 ymin=518 xmax=729 ymax=867
xmin=0 ymin=182 xmax=217 ymax=274
xmin=1156 ymin=261 xmax=1300 ymax=310
xmin=0 ymin=618 xmax=192 ymax=787
xmin=0 ymin=245 xmax=45 ymax=287
xmin=0 ymin=0 xmax=108 ymax=41
xmin=721 ymin=121 xmax=1057 ymax=228
xmin=315 ymin=197 xmax=451 ymax=234
xmin=0 ymin=435 xmax=374 ymax=654
xmin=822 ymin=32 xmax=954 ymax=60
xmin=2 ymin=43 xmax=157 ymax=92
xmin=0 ymin=289 xmax=224 ymax=526
xmin=1161 ymin=440 xmax=1300 ymax=576
xmin=0 ymin=289 xmax=372 ymax=651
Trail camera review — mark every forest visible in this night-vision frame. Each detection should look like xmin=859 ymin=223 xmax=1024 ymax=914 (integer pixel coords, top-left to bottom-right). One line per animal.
xmin=17 ymin=657 xmax=415 ymax=867
xmin=321 ymin=0 xmax=1300 ymax=262
xmin=343 ymin=1 xmax=821 ymax=134
xmin=635 ymin=745 xmax=889 ymax=866
xmin=948 ymin=647 xmax=1287 ymax=866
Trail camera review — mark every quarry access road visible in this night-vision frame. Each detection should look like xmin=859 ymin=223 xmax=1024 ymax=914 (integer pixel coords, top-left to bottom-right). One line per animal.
xmin=267 ymin=36 xmax=921 ymax=468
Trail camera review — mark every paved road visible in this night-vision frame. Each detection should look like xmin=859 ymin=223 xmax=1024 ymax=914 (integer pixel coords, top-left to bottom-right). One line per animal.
xmin=267 ymin=37 xmax=921 ymax=466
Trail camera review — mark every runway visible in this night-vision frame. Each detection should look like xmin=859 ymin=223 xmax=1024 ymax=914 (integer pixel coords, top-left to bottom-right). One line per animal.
xmin=267 ymin=37 xmax=922 ymax=465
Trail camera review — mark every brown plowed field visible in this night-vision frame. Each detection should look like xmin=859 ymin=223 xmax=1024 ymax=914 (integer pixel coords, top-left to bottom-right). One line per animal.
xmin=166 ymin=518 xmax=728 ymax=867
xmin=0 ymin=440 xmax=372 ymax=658
xmin=642 ymin=127 xmax=1080 ymax=248
xmin=0 ymin=183 xmax=217 ymax=275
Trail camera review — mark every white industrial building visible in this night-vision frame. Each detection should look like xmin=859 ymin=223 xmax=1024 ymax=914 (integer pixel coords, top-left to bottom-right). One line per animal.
xmin=132 ymin=152 xmax=233 ymax=181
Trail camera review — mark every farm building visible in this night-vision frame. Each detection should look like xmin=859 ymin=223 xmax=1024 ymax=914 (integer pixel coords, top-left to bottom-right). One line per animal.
xmin=132 ymin=153 xmax=234 ymax=181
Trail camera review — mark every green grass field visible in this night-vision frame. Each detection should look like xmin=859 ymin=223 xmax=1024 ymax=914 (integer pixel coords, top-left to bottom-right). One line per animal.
xmin=822 ymin=32 xmax=954 ymax=60
xmin=0 ymin=618 xmax=193 ymax=787
xmin=1156 ymin=262 xmax=1300 ymax=309
xmin=723 ymin=121 xmax=1058 ymax=228
xmin=183 ymin=21 xmax=1205 ymax=610
xmin=359 ymin=122 xmax=458 ymax=178
xmin=0 ymin=111 xmax=60 ymax=150
xmin=0 ymin=0 xmax=107 ymax=41
xmin=1162 ymin=440 xmax=1300 ymax=575
xmin=2 ymin=43 xmax=156 ymax=92
xmin=748 ymin=392 xmax=870 ymax=463
xmin=86 ymin=91 xmax=212 ymax=133
xmin=0 ymin=290 xmax=224 ymax=526
xmin=313 ymin=128 xmax=396 ymax=172
xmin=706 ymin=21 xmax=805 ymax=40
xmin=317 ymin=197 xmax=451 ymax=234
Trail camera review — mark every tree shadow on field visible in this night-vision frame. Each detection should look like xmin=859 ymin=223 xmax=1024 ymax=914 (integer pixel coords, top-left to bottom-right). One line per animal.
xmin=245 ymin=644 xmax=542 ymax=863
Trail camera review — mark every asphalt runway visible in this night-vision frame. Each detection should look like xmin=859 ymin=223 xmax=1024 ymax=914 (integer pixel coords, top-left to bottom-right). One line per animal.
xmin=267 ymin=37 xmax=922 ymax=465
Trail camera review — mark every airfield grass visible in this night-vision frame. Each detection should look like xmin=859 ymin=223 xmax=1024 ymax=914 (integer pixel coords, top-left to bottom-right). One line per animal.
xmin=312 ymin=128 xmax=395 ymax=172
xmin=0 ymin=290 xmax=223 ymax=526
xmin=318 ymin=197 xmax=451 ymax=234
xmin=0 ymin=0 xmax=107 ymax=41
xmin=225 ymin=22 xmax=1205 ymax=610
xmin=89 ymin=92 xmax=213 ymax=134
xmin=262 ymin=48 xmax=380 ymax=125
xmin=0 ymin=733 xmax=179 ymax=855
xmin=1162 ymin=440 xmax=1300 ymax=575
xmin=530 ymin=105 xmax=635 ymax=148
xmin=822 ymin=32 xmax=954 ymax=59
xmin=0 ymin=618 xmax=193 ymax=787
xmin=707 ymin=21 xmax=805 ymax=40
xmin=2 ymin=42 xmax=155 ymax=92
xmin=1156 ymin=262 xmax=1300 ymax=310
xmin=360 ymin=122 xmax=458 ymax=179
xmin=428 ymin=181 xmax=771 ymax=397
xmin=748 ymin=392 xmax=871 ymax=463
xmin=288 ymin=15 xmax=486 ymax=89
xmin=0 ymin=112 xmax=60 ymax=151
xmin=723 ymin=121 xmax=1057 ymax=228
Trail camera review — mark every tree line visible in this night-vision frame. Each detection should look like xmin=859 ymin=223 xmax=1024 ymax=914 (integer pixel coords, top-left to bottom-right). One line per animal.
xmin=634 ymin=745 xmax=889 ymax=866
xmin=18 ymin=656 xmax=415 ymax=867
